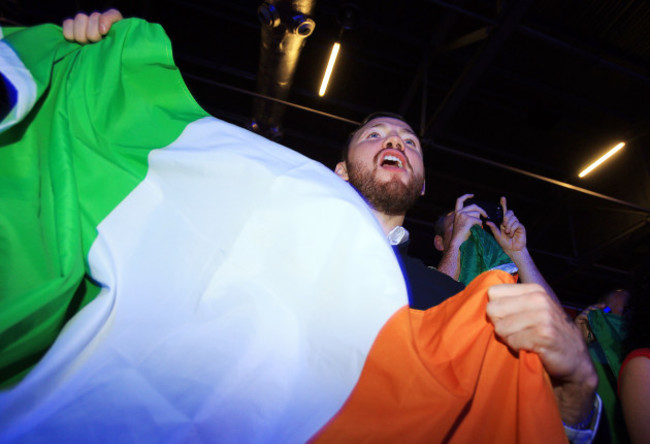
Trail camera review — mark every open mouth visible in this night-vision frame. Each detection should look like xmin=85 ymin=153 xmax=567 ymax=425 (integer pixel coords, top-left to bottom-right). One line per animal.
xmin=379 ymin=151 xmax=407 ymax=169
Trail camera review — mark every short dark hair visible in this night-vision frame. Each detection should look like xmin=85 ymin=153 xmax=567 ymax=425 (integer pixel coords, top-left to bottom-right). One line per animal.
xmin=433 ymin=212 xmax=451 ymax=237
xmin=341 ymin=111 xmax=409 ymax=163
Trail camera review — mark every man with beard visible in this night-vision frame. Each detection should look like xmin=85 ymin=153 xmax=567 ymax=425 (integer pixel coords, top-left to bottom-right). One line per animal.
xmin=334 ymin=112 xmax=465 ymax=310
xmin=335 ymin=112 xmax=600 ymax=441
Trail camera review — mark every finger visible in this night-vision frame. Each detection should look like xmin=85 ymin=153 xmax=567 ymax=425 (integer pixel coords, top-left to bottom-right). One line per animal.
xmin=458 ymin=207 xmax=484 ymax=218
xmin=487 ymin=295 xmax=561 ymax=345
xmin=487 ymin=295 xmax=549 ymax=324
xmin=488 ymin=283 xmax=545 ymax=301
xmin=456 ymin=214 xmax=483 ymax=233
xmin=504 ymin=218 xmax=520 ymax=236
xmin=99 ymin=8 xmax=124 ymax=35
xmin=73 ymin=13 xmax=90 ymax=44
xmin=455 ymin=193 xmax=474 ymax=211
xmin=461 ymin=205 xmax=487 ymax=219
xmin=574 ymin=313 xmax=589 ymax=323
xmin=491 ymin=322 xmax=546 ymax=354
xmin=485 ymin=220 xmax=500 ymax=237
xmin=500 ymin=196 xmax=508 ymax=214
xmin=491 ymin=322 xmax=566 ymax=360
xmin=62 ymin=18 xmax=75 ymax=41
xmin=500 ymin=211 xmax=515 ymax=232
xmin=510 ymin=218 xmax=523 ymax=233
xmin=86 ymin=12 xmax=102 ymax=43
xmin=583 ymin=303 xmax=606 ymax=313
xmin=578 ymin=306 xmax=601 ymax=316
xmin=487 ymin=292 xmax=553 ymax=333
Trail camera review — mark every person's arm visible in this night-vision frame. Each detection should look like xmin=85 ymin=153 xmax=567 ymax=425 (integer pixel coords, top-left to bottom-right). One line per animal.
xmin=437 ymin=194 xmax=486 ymax=279
xmin=486 ymin=196 xmax=559 ymax=303
xmin=436 ymin=245 xmax=462 ymax=280
xmin=486 ymin=283 xmax=598 ymax=430
xmin=619 ymin=354 xmax=650 ymax=444
xmin=508 ymin=248 xmax=559 ymax=303
xmin=62 ymin=9 xmax=123 ymax=44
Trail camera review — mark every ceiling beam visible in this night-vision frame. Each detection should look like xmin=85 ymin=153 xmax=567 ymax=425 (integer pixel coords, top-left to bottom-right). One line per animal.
xmin=398 ymin=0 xmax=468 ymax=118
xmin=427 ymin=141 xmax=650 ymax=213
xmin=423 ymin=0 xmax=534 ymax=139
xmin=427 ymin=0 xmax=650 ymax=89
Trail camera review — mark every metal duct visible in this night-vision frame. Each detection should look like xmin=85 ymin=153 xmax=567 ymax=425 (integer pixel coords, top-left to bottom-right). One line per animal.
xmin=250 ymin=0 xmax=316 ymax=140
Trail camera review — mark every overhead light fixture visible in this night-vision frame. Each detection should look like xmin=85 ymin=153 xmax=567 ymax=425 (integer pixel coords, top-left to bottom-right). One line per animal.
xmin=319 ymin=42 xmax=340 ymax=97
xmin=578 ymin=142 xmax=626 ymax=178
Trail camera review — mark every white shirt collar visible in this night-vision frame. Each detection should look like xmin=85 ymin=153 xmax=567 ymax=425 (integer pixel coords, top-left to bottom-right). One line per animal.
xmin=387 ymin=226 xmax=410 ymax=246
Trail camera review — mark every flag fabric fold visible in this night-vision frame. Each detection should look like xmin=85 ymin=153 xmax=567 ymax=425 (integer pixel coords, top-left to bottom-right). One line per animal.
xmin=1 ymin=19 xmax=564 ymax=443
xmin=312 ymin=270 xmax=566 ymax=443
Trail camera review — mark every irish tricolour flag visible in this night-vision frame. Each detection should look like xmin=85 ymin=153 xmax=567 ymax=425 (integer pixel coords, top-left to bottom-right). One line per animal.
xmin=0 ymin=19 xmax=565 ymax=443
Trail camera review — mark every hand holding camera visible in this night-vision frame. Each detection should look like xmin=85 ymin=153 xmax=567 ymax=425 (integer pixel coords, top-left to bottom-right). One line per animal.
xmin=448 ymin=194 xmax=527 ymax=255
xmin=463 ymin=198 xmax=503 ymax=227
xmin=482 ymin=196 xmax=527 ymax=254
xmin=447 ymin=194 xmax=488 ymax=249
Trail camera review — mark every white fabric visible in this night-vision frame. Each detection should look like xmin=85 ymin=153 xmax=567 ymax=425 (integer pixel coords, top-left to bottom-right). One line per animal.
xmin=0 ymin=117 xmax=408 ymax=443
xmin=491 ymin=262 xmax=519 ymax=274
xmin=0 ymin=40 xmax=37 ymax=132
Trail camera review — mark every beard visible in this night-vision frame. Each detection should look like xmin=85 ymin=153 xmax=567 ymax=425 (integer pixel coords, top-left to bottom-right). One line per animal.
xmin=347 ymin=161 xmax=424 ymax=216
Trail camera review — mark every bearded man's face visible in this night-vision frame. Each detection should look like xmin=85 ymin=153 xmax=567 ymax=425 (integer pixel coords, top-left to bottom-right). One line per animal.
xmin=336 ymin=116 xmax=425 ymax=215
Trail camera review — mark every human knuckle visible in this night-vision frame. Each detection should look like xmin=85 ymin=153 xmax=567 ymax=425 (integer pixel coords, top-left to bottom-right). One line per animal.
xmin=492 ymin=322 xmax=508 ymax=338
xmin=485 ymin=303 xmax=499 ymax=319
xmin=537 ymin=323 xmax=555 ymax=339
xmin=528 ymin=284 xmax=546 ymax=296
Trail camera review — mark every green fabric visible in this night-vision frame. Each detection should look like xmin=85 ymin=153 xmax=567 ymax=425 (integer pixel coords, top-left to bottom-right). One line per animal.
xmin=0 ymin=19 xmax=207 ymax=387
xmin=587 ymin=310 xmax=629 ymax=443
xmin=588 ymin=310 xmax=627 ymax=378
xmin=458 ymin=225 xmax=513 ymax=285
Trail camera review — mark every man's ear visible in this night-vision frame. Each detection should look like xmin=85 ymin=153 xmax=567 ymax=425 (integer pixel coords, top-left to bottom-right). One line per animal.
xmin=433 ymin=234 xmax=445 ymax=252
xmin=334 ymin=161 xmax=349 ymax=181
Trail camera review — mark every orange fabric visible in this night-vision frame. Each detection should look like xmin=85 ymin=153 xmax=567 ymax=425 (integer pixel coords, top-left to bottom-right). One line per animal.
xmin=311 ymin=270 xmax=567 ymax=443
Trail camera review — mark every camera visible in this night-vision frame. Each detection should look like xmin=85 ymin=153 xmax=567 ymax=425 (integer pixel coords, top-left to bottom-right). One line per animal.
xmin=463 ymin=198 xmax=503 ymax=226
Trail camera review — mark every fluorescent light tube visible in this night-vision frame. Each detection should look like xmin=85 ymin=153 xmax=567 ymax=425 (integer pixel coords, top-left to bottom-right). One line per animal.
xmin=319 ymin=42 xmax=341 ymax=97
xmin=579 ymin=142 xmax=625 ymax=178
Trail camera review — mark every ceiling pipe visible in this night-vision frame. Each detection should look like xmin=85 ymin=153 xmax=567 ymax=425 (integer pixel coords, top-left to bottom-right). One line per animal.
xmin=250 ymin=0 xmax=316 ymax=140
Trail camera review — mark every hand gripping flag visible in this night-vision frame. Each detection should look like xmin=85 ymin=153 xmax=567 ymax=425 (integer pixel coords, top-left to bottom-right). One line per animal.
xmin=459 ymin=225 xmax=516 ymax=286
xmin=0 ymin=19 xmax=566 ymax=443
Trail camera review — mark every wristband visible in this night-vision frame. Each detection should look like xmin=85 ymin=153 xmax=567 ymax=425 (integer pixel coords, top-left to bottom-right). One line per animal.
xmin=563 ymin=404 xmax=595 ymax=430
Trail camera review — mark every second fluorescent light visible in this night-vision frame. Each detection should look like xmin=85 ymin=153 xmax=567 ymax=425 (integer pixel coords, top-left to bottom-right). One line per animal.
xmin=579 ymin=142 xmax=626 ymax=178
xmin=319 ymin=42 xmax=341 ymax=97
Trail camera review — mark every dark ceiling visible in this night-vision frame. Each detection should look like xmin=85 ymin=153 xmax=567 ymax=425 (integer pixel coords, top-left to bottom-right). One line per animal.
xmin=4 ymin=0 xmax=650 ymax=308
